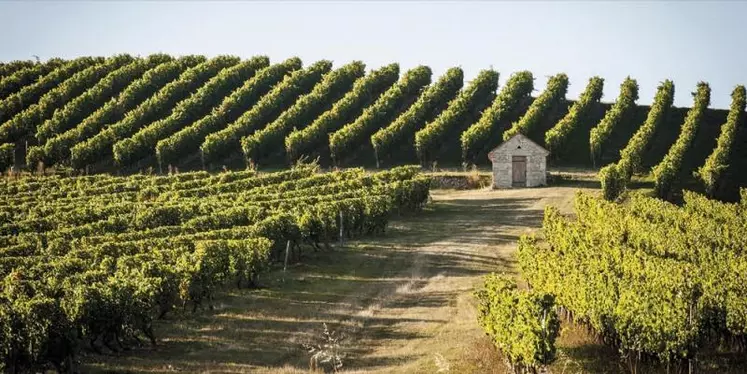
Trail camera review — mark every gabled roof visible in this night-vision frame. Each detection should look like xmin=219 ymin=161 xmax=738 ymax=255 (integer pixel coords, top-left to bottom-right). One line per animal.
xmin=488 ymin=134 xmax=550 ymax=159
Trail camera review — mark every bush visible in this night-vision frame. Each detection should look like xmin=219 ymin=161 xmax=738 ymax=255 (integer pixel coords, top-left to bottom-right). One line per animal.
xmin=476 ymin=273 xmax=560 ymax=373
xmin=599 ymin=163 xmax=624 ymax=201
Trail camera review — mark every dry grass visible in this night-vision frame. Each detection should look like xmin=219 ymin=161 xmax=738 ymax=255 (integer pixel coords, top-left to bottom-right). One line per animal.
xmin=83 ymin=182 xmax=747 ymax=373
xmin=83 ymin=186 xmax=595 ymax=373
xmin=105 ymin=183 xmax=747 ymax=374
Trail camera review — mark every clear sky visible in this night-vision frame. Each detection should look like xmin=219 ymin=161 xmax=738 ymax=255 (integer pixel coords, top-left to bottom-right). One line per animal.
xmin=1 ymin=1 xmax=746 ymax=109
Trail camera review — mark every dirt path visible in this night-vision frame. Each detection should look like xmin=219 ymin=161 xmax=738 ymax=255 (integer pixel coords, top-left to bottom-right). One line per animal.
xmin=337 ymin=187 xmax=585 ymax=373
xmin=84 ymin=187 xmax=587 ymax=373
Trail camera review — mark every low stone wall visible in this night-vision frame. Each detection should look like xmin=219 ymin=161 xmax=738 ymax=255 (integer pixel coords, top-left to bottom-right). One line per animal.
xmin=429 ymin=174 xmax=492 ymax=190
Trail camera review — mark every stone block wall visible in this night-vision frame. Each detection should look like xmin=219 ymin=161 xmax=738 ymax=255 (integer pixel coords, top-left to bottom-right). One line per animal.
xmin=488 ymin=135 xmax=548 ymax=189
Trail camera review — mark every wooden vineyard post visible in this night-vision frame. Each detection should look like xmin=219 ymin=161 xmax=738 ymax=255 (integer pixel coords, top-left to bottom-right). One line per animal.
xmin=283 ymin=240 xmax=291 ymax=273
xmin=689 ymin=296 xmax=695 ymax=374
xmin=338 ymin=210 xmax=344 ymax=247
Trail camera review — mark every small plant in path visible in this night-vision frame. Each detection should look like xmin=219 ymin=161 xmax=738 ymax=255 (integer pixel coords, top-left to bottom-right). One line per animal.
xmin=303 ymin=323 xmax=346 ymax=373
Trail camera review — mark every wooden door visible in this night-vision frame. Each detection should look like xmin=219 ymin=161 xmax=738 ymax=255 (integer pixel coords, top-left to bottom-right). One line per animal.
xmin=512 ymin=156 xmax=527 ymax=187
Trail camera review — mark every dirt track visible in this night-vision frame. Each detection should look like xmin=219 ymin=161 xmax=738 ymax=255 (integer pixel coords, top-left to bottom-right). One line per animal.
xmin=84 ymin=187 xmax=588 ymax=373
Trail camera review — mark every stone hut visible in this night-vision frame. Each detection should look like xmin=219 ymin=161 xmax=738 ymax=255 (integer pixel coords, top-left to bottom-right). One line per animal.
xmin=487 ymin=134 xmax=549 ymax=188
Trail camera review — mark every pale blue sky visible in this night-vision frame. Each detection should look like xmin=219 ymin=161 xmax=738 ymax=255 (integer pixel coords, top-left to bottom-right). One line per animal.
xmin=1 ymin=1 xmax=745 ymax=109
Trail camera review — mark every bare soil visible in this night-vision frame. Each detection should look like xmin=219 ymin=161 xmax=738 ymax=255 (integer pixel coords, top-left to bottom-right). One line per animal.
xmin=83 ymin=186 xmax=608 ymax=373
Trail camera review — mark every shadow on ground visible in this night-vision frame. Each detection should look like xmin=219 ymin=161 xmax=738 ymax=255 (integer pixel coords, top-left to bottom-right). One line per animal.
xmin=83 ymin=192 xmax=545 ymax=373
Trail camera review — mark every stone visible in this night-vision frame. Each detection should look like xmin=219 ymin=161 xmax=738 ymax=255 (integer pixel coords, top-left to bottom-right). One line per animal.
xmin=488 ymin=134 xmax=549 ymax=188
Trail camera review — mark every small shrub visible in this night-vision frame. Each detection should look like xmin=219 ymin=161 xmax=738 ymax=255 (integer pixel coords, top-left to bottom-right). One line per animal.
xmin=303 ymin=323 xmax=346 ymax=373
xmin=599 ymin=163 xmax=624 ymax=201
xmin=476 ymin=273 xmax=560 ymax=374
xmin=467 ymin=165 xmax=486 ymax=189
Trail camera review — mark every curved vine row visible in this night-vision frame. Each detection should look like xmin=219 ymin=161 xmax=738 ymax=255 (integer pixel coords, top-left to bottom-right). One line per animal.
xmin=155 ymin=57 xmax=303 ymax=167
xmin=695 ymin=85 xmax=746 ymax=196
xmin=241 ymin=61 xmax=365 ymax=164
xmin=460 ymin=70 xmax=533 ymax=164
xmin=112 ymin=56 xmax=267 ymax=166
xmin=545 ymin=76 xmax=604 ymax=156
xmin=414 ymin=69 xmax=499 ymax=165
xmin=502 ymin=73 xmax=568 ymax=141
xmin=201 ymin=60 xmax=332 ymax=164
xmin=284 ymin=63 xmax=399 ymax=162
xmin=652 ymin=82 xmax=710 ymax=199
xmin=589 ymin=77 xmax=639 ymax=164
xmin=371 ymin=67 xmax=463 ymax=167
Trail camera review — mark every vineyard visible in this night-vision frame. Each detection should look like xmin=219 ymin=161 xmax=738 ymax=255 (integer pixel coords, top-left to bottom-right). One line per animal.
xmin=2 ymin=54 xmax=747 ymax=373
xmin=486 ymin=189 xmax=747 ymax=372
xmin=0 ymin=55 xmax=745 ymax=200
xmin=0 ymin=164 xmax=430 ymax=372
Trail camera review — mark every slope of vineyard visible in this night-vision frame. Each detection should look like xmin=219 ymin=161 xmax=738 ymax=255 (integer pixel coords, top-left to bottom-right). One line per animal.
xmin=414 ymin=68 xmax=498 ymax=166
xmin=0 ymin=164 xmax=430 ymax=372
xmin=0 ymin=54 xmax=743 ymax=195
xmin=285 ymin=63 xmax=399 ymax=163
xmin=4 ymin=50 xmax=747 ymax=374
xmin=652 ymin=82 xmax=711 ymax=199
xmin=155 ymin=57 xmax=303 ymax=168
xmin=371 ymin=66 xmax=464 ymax=167
xmin=0 ymin=58 xmax=66 ymax=101
xmin=241 ymin=61 xmax=365 ymax=164
xmin=330 ymin=65 xmax=432 ymax=166
xmin=201 ymin=60 xmax=332 ymax=166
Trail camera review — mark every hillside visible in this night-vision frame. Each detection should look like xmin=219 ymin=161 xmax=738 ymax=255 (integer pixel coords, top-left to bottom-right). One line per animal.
xmin=0 ymin=55 xmax=744 ymax=198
